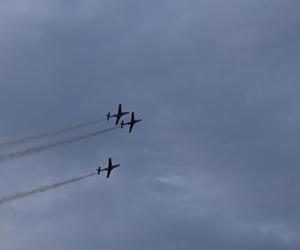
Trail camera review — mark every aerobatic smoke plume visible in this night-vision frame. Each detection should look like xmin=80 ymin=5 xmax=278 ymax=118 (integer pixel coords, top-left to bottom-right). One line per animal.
xmin=0 ymin=118 xmax=105 ymax=149
xmin=0 ymin=127 xmax=118 ymax=162
xmin=0 ymin=172 xmax=97 ymax=205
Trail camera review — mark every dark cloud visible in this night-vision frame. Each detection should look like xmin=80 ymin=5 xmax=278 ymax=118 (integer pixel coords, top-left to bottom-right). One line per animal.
xmin=0 ymin=0 xmax=299 ymax=249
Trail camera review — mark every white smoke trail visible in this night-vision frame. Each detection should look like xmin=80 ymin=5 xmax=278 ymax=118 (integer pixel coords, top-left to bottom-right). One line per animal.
xmin=0 ymin=172 xmax=97 ymax=205
xmin=0 ymin=127 xmax=118 ymax=162
xmin=0 ymin=118 xmax=105 ymax=150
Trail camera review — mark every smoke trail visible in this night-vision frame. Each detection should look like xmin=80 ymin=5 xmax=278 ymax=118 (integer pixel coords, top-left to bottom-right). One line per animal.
xmin=0 ymin=172 xmax=97 ymax=205
xmin=0 ymin=118 xmax=105 ymax=150
xmin=0 ymin=127 xmax=118 ymax=162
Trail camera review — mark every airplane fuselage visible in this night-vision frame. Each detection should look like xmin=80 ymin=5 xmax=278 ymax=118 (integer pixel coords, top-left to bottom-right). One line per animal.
xmin=110 ymin=112 xmax=129 ymax=118
xmin=109 ymin=164 xmax=120 ymax=171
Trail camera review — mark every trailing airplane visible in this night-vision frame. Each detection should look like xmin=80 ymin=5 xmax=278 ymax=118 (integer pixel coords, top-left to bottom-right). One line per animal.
xmin=106 ymin=104 xmax=129 ymax=125
xmin=120 ymin=112 xmax=142 ymax=133
xmin=96 ymin=158 xmax=120 ymax=178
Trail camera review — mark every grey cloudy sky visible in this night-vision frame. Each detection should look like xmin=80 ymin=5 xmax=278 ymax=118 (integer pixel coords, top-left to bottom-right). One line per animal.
xmin=0 ymin=0 xmax=299 ymax=249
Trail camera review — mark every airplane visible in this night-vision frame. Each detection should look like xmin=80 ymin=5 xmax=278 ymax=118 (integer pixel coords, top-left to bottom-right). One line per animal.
xmin=96 ymin=158 xmax=120 ymax=178
xmin=120 ymin=112 xmax=142 ymax=133
xmin=106 ymin=104 xmax=129 ymax=125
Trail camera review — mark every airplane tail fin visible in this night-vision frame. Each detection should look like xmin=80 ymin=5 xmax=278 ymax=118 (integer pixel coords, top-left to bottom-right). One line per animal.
xmin=97 ymin=166 xmax=101 ymax=175
xmin=121 ymin=120 xmax=124 ymax=128
xmin=106 ymin=112 xmax=110 ymax=120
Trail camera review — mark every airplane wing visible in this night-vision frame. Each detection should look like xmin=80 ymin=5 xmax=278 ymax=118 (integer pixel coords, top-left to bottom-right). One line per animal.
xmin=115 ymin=105 xmax=122 ymax=125
xmin=128 ymin=112 xmax=135 ymax=132
xmin=118 ymin=104 xmax=122 ymax=114
xmin=129 ymin=123 xmax=134 ymax=133
xmin=115 ymin=115 xmax=121 ymax=125
xmin=106 ymin=169 xmax=112 ymax=178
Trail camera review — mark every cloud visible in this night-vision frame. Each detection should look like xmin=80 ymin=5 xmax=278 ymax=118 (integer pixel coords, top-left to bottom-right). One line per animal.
xmin=0 ymin=0 xmax=299 ymax=250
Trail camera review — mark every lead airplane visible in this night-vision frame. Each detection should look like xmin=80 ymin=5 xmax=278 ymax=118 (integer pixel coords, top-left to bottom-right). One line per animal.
xmin=96 ymin=158 xmax=120 ymax=178
xmin=106 ymin=104 xmax=129 ymax=125
xmin=120 ymin=112 xmax=142 ymax=133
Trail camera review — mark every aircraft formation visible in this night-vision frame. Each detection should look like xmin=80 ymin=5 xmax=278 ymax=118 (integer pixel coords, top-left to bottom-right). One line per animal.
xmin=106 ymin=104 xmax=143 ymax=133
xmin=100 ymin=104 xmax=142 ymax=178
xmin=0 ymin=104 xmax=142 ymax=205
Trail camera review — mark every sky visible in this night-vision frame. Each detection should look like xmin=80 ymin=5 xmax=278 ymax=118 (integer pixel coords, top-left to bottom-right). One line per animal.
xmin=0 ymin=0 xmax=299 ymax=249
